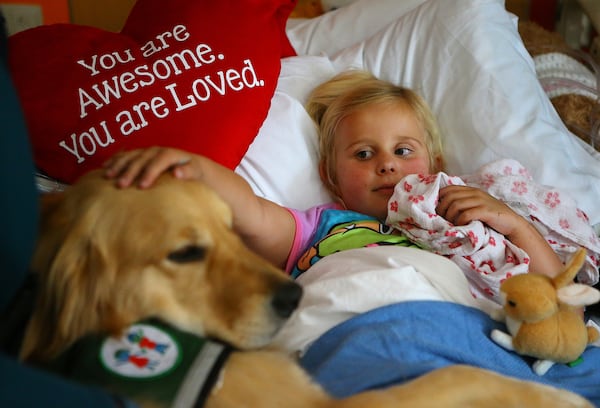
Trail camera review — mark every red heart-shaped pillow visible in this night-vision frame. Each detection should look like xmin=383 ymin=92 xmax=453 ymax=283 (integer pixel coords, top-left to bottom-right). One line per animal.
xmin=9 ymin=0 xmax=296 ymax=184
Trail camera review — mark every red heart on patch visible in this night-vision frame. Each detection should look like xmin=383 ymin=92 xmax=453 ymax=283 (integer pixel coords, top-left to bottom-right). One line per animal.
xmin=9 ymin=0 xmax=296 ymax=184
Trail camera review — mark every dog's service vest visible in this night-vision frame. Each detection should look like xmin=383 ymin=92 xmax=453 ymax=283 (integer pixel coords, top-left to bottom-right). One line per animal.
xmin=41 ymin=320 xmax=231 ymax=407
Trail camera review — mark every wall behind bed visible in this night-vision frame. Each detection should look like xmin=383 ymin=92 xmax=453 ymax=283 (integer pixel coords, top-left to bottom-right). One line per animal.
xmin=69 ymin=0 xmax=136 ymax=32
xmin=0 ymin=0 xmax=136 ymax=34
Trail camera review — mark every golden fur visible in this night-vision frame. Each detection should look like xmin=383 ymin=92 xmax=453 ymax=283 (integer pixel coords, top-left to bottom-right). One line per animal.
xmin=20 ymin=170 xmax=592 ymax=407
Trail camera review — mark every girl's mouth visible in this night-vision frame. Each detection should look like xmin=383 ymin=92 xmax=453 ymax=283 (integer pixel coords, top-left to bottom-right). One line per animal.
xmin=374 ymin=184 xmax=396 ymax=194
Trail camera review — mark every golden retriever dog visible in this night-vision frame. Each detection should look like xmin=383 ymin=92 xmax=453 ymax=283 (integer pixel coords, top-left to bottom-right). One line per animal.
xmin=20 ymin=170 xmax=592 ymax=408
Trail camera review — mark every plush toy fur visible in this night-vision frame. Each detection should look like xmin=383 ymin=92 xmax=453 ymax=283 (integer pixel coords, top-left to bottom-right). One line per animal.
xmin=491 ymin=248 xmax=600 ymax=375
xmin=518 ymin=20 xmax=600 ymax=150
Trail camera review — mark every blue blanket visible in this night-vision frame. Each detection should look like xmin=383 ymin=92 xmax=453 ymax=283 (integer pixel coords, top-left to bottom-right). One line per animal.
xmin=300 ymin=301 xmax=600 ymax=406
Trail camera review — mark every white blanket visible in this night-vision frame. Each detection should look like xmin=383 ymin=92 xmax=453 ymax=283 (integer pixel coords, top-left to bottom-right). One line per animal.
xmin=272 ymin=246 xmax=498 ymax=355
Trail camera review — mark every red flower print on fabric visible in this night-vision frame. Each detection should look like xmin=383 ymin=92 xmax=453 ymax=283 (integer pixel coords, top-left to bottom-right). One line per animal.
xmin=418 ymin=174 xmax=438 ymax=184
xmin=398 ymin=217 xmax=417 ymax=230
xmin=468 ymin=230 xmax=478 ymax=247
xmin=576 ymin=208 xmax=589 ymax=222
xmin=481 ymin=259 xmax=496 ymax=272
xmin=481 ymin=173 xmax=495 ymax=189
xmin=511 ymin=181 xmax=528 ymax=195
xmin=500 ymin=272 xmax=512 ymax=284
xmin=544 ymin=191 xmax=561 ymax=208
xmin=408 ymin=195 xmax=425 ymax=204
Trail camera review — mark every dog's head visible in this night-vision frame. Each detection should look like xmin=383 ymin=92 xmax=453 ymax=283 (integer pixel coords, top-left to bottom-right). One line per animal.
xmin=20 ymin=170 xmax=302 ymax=362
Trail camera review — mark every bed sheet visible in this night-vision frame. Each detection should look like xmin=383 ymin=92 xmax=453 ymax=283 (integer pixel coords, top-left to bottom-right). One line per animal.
xmin=299 ymin=301 xmax=600 ymax=406
xmin=275 ymin=245 xmax=600 ymax=404
xmin=272 ymin=246 xmax=498 ymax=355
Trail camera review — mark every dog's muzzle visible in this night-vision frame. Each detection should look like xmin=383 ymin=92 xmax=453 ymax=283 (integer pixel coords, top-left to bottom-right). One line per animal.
xmin=271 ymin=281 xmax=303 ymax=319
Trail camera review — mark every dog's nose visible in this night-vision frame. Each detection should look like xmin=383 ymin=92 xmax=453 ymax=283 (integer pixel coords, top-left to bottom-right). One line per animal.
xmin=271 ymin=281 xmax=303 ymax=318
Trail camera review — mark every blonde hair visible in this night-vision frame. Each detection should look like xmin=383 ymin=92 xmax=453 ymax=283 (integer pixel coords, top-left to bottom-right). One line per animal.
xmin=306 ymin=70 xmax=444 ymax=194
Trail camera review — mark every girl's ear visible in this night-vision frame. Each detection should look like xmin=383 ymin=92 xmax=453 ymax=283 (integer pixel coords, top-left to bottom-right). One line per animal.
xmin=319 ymin=160 xmax=336 ymax=195
xmin=319 ymin=160 xmax=344 ymax=206
xmin=432 ymin=154 xmax=445 ymax=173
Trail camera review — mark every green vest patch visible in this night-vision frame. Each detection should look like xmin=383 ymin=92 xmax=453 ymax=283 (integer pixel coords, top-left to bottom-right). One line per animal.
xmin=41 ymin=319 xmax=230 ymax=406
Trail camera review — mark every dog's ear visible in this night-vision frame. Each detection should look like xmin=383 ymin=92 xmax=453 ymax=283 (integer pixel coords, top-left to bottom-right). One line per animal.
xmin=21 ymin=197 xmax=113 ymax=362
xmin=28 ymin=192 xmax=70 ymax=276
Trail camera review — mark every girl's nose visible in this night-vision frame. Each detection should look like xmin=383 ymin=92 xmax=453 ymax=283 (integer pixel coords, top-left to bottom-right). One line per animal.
xmin=378 ymin=157 xmax=396 ymax=174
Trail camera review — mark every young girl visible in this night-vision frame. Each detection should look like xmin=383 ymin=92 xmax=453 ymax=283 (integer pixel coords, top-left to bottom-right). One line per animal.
xmin=104 ymin=70 xmax=563 ymax=283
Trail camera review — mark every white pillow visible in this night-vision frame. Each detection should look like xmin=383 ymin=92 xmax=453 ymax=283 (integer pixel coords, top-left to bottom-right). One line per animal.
xmin=286 ymin=0 xmax=427 ymax=56
xmin=235 ymin=56 xmax=334 ymax=210
xmin=244 ymin=0 xmax=600 ymax=227
xmin=330 ymin=0 xmax=600 ymax=225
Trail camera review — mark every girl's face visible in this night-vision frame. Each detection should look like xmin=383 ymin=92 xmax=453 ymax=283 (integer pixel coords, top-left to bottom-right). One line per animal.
xmin=327 ymin=101 xmax=433 ymax=220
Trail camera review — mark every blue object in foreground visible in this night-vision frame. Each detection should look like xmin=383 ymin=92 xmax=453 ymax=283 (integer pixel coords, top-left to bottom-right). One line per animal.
xmin=301 ymin=301 xmax=600 ymax=406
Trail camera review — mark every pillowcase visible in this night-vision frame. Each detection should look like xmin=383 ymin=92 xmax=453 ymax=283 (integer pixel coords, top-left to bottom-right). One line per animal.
xmin=235 ymin=55 xmax=335 ymax=210
xmin=286 ymin=0 xmax=427 ymax=56
xmin=345 ymin=0 xmax=600 ymax=225
xmin=275 ymin=0 xmax=600 ymax=226
xmin=9 ymin=0 xmax=296 ymax=184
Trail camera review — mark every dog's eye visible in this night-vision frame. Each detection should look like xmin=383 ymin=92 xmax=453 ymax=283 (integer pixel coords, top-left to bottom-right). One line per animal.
xmin=168 ymin=245 xmax=206 ymax=263
xmin=508 ymin=300 xmax=517 ymax=308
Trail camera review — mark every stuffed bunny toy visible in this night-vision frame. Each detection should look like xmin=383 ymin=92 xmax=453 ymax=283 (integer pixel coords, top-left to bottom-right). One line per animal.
xmin=491 ymin=248 xmax=600 ymax=375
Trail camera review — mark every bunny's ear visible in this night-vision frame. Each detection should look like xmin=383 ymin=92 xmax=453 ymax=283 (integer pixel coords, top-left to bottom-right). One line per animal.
xmin=553 ymin=248 xmax=587 ymax=289
xmin=557 ymin=284 xmax=600 ymax=307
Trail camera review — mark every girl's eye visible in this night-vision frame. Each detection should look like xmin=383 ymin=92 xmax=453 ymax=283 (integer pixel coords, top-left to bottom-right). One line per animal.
xmin=395 ymin=147 xmax=412 ymax=156
xmin=355 ymin=150 xmax=373 ymax=160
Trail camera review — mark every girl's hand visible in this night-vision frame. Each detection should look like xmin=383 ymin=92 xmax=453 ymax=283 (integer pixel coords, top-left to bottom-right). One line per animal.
xmin=437 ymin=185 xmax=564 ymax=277
xmin=103 ymin=147 xmax=202 ymax=189
xmin=436 ymin=185 xmax=526 ymax=237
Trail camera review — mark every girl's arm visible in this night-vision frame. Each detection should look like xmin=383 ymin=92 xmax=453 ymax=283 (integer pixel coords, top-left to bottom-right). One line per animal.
xmin=103 ymin=147 xmax=295 ymax=269
xmin=436 ymin=185 xmax=564 ymax=278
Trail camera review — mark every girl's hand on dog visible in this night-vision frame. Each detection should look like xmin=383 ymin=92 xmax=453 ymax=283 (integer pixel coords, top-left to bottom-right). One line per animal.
xmin=104 ymin=147 xmax=202 ymax=189
xmin=104 ymin=146 xmax=297 ymax=269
